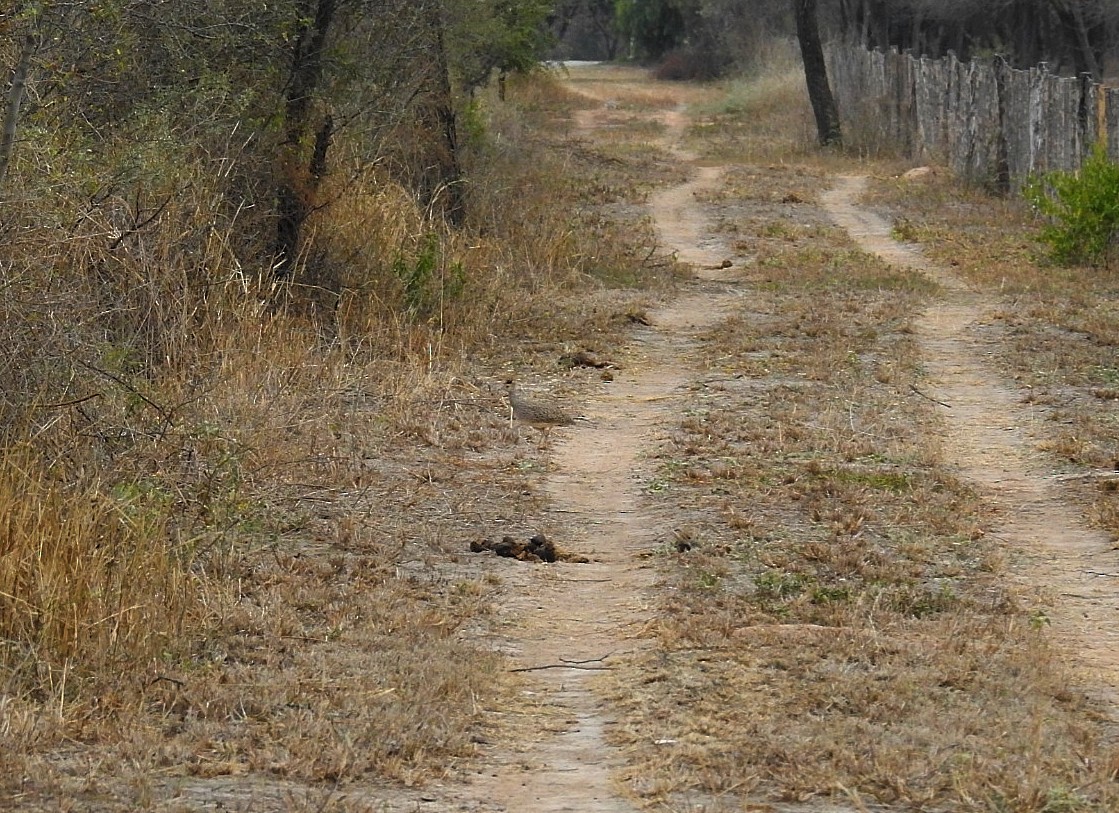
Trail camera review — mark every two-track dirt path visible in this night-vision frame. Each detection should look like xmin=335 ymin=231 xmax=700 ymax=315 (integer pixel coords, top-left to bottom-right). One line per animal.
xmin=460 ymin=76 xmax=738 ymax=813
xmin=823 ymin=176 xmax=1119 ymax=710
xmin=456 ymin=69 xmax=1119 ymax=813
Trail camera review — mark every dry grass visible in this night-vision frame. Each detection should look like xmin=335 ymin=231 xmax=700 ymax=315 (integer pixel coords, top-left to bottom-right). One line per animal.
xmin=865 ymin=173 xmax=1119 ymax=539
xmin=559 ymin=63 xmax=690 ymax=110
xmin=683 ymin=49 xmax=826 ymax=167
xmin=688 ymin=70 xmax=815 ymax=161
xmin=0 ymin=68 xmax=666 ymax=809
xmin=601 ymin=68 xmax=1119 ymax=812
xmin=9 ymin=46 xmax=1119 ymax=812
xmin=0 ymin=447 xmax=198 ymax=688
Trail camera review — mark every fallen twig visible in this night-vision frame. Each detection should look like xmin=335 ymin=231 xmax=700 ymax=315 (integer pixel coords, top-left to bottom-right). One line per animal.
xmin=909 ymin=383 xmax=951 ymax=408
xmin=76 ymin=358 xmax=176 ymax=435
xmin=509 ymin=663 xmax=613 ymax=672
xmin=145 ymin=674 xmax=185 ymax=690
xmin=561 ymin=653 xmax=614 ymax=665
xmin=36 ymin=393 xmax=103 ymax=409
xmin=510 ymin=652 xmax=614 ymax=672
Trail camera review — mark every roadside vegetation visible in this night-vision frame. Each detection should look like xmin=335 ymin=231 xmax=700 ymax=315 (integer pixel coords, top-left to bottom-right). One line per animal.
xmin=0 ymin=43 xmax=669 ymax=808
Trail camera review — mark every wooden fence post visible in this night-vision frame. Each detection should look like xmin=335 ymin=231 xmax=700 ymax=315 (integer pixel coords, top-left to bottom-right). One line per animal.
xmin=829 ymin=42 xmax=1118 ymax=191
xmin=993 ymin=56 xmax=1011 ymax=194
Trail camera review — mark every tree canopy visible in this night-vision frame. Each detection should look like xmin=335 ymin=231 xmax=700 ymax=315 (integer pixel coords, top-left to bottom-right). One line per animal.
xmin=1 ymin=0 xmax=555 ymax=281
xmin=547 ymin=0 xmax=1119 ymax=79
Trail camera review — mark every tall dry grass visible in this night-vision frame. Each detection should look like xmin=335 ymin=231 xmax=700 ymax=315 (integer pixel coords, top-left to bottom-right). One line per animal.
xmin=0 ymin=159 xmax=352 ymax=726
xmin=0 ymin=446 xmax=197 ymax=687
xmin=0 ymin=66 xmax=660 ymax=799
xmin=686 ymin=42 xmax=817 ymax=163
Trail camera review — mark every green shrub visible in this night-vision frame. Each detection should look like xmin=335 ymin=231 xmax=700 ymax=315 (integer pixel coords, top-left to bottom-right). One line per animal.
xmin=392 ymin=233 xmax=465 ymax=323
xmin=1024 ymin=145 xmax=1119 ymax=266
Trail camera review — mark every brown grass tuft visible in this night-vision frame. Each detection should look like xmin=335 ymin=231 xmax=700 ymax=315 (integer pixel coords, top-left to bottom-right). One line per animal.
xmin=0 ymin=446 xmax=198 ymax=689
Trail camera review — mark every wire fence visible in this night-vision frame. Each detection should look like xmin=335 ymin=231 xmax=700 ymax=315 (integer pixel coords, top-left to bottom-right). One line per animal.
xmin=826 ymin=42 xmax=1119 ymax=192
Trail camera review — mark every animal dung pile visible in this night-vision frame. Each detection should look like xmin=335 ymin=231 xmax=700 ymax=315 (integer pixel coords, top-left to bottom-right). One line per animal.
xmin=470 ymin=533 xmax=589 ymax=564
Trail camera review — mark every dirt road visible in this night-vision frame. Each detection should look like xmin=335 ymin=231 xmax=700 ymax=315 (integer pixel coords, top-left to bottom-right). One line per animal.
xmin=823 ymin=176 xmax=1119 ymax=709
xmin=461 ymin=75 xmax=739 ymax=813
xmin=454 ymin=66 xmax=1119 ymax=811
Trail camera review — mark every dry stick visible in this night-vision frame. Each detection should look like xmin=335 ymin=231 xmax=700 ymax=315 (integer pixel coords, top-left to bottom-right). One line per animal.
xmin=509 ymin=663 xmax=613 ymax=673
xmin=75 ymin=358 xmax=176 ymax=434
xmin=909 ymin=383 xmax=951 ymax=408
xmin=509 ymin=652 xmax=615 ymax=673
xmin=36 ymin=393 xmax=103 ymax=410
xmin=560 ymin=653 xmax=614 ymax=665
xmin=145 ymin=674 xmax=186 ymax=690
xmin=0 ymin=29 xmax=36 ymax=191
xmin=108 ymin=191 xmax=174 ymax=250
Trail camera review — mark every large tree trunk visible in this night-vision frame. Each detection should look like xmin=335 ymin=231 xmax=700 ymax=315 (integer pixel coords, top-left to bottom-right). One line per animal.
xmin=865 ymin=0 xmax=888 ymax=50
xmin=0 ymin=28 xmax=39 ymax=192
xmin=273 ymin=0 xmax=337 ymax=280
xmin=549 ymin=0 xmax=580 ymax=42
xmin=1057 ymin=0 xmax=1102 ymax=78
xmin=414 ymin=1 xmax=465 ymax=226
xmin=1012 ymin=0 xmax=1044 ymax=66
xmin=794 ymin=0 xmax=842 ymax=147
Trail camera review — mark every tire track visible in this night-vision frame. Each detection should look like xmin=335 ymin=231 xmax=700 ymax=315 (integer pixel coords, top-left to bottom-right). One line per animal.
xmin=466 ymin=78 xmax=740 ymax=813
xmin=823 ymin=175 xmax=1119 ymax=711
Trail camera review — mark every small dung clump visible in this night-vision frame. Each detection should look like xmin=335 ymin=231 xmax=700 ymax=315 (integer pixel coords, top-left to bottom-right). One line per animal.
xmin=470 ymin=533 xmax=588 ymax=564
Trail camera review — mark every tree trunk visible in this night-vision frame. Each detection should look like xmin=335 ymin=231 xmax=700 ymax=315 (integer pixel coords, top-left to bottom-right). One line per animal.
xmin=415 ymin=1 xmax=464 ymax=226
xmin=591 ymin=1 xmax=622 ymax=59
xmin=0 ymin=30 xmax=38 ymax=192
xmin=865 ymin=0 xmax=888 ymax=49
xmin=1061 ymin=0 xmax=1101 ymax=78
xmin=1012 ymin=0 xmax=1043 ymax=66
xmin=794 ymin=0 xmax=842 ymax=147
xmin=273 ymin=0 xmax=337 ymax=280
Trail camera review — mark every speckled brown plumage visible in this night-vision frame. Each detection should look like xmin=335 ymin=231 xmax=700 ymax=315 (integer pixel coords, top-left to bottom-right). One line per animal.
xmin=505 ymin=379 xmax=576 ymax=429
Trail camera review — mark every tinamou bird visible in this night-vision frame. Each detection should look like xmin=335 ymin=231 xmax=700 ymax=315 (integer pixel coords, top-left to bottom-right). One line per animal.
xmin=504 ymin=379 xmax=580 ymax=444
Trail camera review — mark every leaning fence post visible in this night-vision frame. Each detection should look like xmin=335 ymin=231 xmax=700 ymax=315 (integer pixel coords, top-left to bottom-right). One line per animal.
xmin=1079 ymin=72 xmax=1097 ymax=165
xmin=993 ymin=56 xmax=1011 ymax=194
